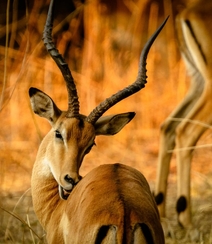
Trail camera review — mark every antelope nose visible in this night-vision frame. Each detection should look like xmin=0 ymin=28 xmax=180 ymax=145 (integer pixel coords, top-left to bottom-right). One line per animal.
xmin=64 ymin=174 xmax=81 ymax=190
xmin=64 ymin=174 xmax=75 ymax=185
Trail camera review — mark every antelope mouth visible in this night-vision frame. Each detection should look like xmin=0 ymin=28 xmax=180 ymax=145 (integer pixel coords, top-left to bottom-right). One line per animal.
xmin=59 ymin=185 xmax=73 ymax=200
xmin=58 ymin=177 xmax=81 ymax=200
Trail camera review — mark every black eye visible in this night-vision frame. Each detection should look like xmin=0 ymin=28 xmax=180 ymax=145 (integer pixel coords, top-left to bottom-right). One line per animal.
xmin=55 ymin=130 xmax=63 ymax=141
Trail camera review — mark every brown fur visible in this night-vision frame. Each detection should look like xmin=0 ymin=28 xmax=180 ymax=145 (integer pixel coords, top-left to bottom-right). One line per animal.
xmin=32 ymin=162 xmax=164 ymax=243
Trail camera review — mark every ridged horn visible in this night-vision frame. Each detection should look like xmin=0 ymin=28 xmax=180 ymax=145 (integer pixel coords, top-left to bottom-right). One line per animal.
xmin=43 ymin=0 xmax=80 ymax=118
xmin=86 ymin=17 xmax=169 ymax=124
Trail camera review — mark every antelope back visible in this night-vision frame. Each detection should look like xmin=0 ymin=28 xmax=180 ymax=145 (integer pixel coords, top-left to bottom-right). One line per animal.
xmin=45 ymin=164 xmax=165 ymax=243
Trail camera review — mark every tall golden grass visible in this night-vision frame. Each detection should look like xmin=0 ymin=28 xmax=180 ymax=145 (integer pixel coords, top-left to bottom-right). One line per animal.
xmin=0 ymin=0 xmax=212 ymax=243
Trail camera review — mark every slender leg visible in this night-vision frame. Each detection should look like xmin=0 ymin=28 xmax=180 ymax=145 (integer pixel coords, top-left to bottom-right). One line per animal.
xmin=156 ymin=0 xmax=212 ymax=227
xmin=176 ymin=88 xmax=212 ymax=227
xmin=155 ymin=123 xmax=175 ymax=217
xmin=155 ymin=72 xmax=204 ymax=218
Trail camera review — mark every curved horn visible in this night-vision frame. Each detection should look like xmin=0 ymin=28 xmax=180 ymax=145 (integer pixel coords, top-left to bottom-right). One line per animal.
xmin=43 ymin=0 xmax=80 ymax=118
xmin=86 ymin=17 xmax=169 ymax=124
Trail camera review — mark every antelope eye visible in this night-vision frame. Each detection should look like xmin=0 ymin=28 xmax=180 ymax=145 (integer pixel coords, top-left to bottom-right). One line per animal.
xmin=55 ymin=130 xmax=63 ymax=140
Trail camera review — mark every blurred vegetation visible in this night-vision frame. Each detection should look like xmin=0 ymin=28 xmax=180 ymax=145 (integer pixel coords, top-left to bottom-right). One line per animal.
xmin=0 ymin=0 xmax=212 ymax=243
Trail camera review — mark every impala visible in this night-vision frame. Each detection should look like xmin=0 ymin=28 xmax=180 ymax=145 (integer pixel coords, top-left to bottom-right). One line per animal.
xmin=30 ymin=0 xmax=167 ymax=243
xmin=154 ymin=0 xmax=212 ymax=228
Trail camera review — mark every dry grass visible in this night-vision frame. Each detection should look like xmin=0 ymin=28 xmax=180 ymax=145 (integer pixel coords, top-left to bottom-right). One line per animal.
xmin=0 ymin=0 xmax=212 ymax=243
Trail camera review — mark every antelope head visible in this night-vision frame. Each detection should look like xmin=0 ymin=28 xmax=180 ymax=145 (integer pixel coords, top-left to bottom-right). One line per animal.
xmin=29 ymin=0 xmax=168 ymax=200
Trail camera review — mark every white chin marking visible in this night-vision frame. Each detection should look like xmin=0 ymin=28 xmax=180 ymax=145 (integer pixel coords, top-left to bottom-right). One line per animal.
xmin=59 ymin=185 xmax=70 ymax=200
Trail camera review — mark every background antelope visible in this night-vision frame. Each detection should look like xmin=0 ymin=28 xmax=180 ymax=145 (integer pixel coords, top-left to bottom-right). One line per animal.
xmin=155 ymin=0 xmax=212 ymax=228
xmin=29 ymin=0 xmax=167 ymax=243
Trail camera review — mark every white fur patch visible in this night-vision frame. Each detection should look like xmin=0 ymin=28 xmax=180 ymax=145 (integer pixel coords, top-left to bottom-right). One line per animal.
xmin=39 ymin=157 xmax=54 ymax=178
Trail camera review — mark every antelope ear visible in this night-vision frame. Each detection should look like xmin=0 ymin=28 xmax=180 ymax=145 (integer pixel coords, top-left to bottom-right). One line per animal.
xmin=94 ymin=112 xmax=135 ymax=135
xmin=29 ymin=87 xmax=61 ymax=124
